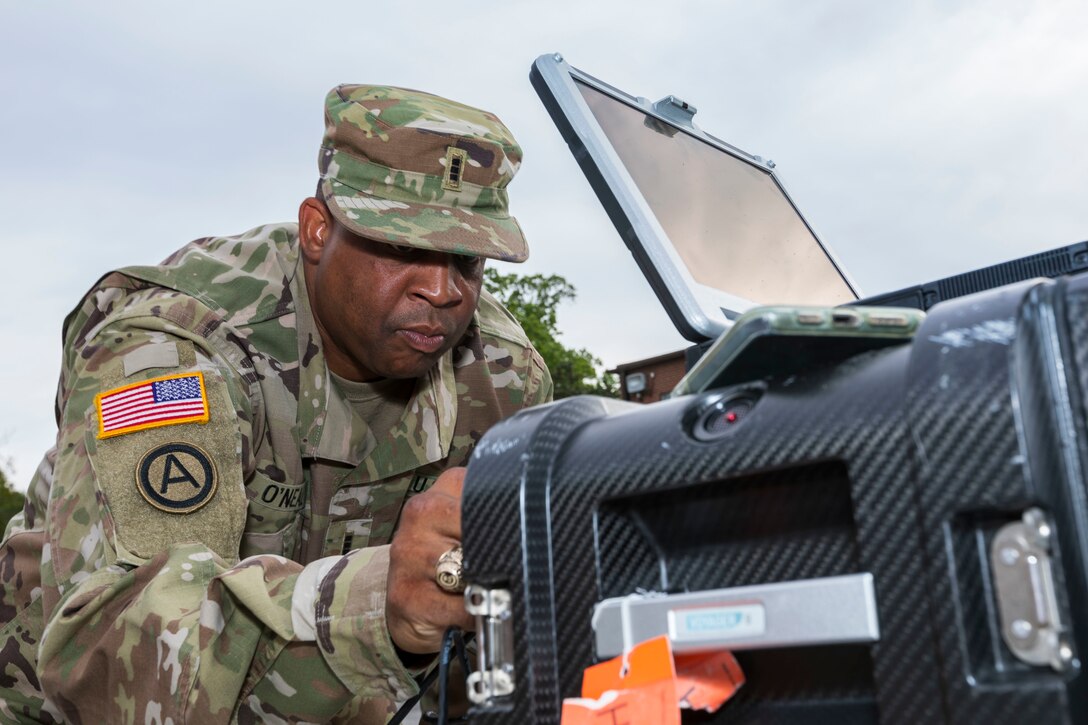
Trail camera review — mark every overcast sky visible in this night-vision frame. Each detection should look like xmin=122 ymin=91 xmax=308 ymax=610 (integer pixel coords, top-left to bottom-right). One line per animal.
xmin=3 ymin=1 xmax=1088 ymax=489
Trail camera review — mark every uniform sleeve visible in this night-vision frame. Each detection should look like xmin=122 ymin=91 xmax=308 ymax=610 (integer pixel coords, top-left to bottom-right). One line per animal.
xmin=37 ymin=304 xmax=418 ymax=722
xmin=524 ymin=347 xmax=554 ymax=408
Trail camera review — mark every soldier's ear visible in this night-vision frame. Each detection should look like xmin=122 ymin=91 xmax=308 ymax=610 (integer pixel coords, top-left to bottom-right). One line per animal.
xmin=298 ymin=196 xmax=330 ymax=263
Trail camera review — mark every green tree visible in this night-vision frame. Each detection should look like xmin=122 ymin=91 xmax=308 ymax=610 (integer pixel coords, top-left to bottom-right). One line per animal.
xmin=485 ymin=269 xmax=617 ymax=399
xmin=0 ymin=465 xmax=25 ymax=536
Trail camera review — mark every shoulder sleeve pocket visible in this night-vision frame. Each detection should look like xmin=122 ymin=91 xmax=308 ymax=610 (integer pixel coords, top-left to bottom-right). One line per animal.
xmin=85 ymin=340 xmax=248 ymax=566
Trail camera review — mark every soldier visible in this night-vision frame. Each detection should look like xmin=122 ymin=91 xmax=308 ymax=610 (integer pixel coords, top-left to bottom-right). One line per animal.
xmin=0 ymin=84 xmax=552 ymax=722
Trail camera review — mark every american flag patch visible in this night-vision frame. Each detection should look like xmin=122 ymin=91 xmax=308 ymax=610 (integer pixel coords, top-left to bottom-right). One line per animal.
xmin=96 ymin=372 xmax=210 ymax=439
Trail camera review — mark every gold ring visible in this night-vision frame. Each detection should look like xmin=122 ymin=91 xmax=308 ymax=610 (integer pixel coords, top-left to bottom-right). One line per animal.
xmin=435 ymin=546 xmax=465 ymax=594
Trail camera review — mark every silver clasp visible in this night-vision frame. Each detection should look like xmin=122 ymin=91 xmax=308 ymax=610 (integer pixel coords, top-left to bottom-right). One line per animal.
xmin=464 ymin=585 xmax=516 ymax=705
xmin=990 ymin=508 xmax=1077 ymax=671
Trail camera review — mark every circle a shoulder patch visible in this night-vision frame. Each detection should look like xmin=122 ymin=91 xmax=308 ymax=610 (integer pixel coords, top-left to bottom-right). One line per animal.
xmin=136 ymin=442 xmax=218 ymax=513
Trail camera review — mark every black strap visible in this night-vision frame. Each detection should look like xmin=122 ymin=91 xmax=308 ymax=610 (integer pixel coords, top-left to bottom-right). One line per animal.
xmin=389 ymin=628 xmax=474 ymax=725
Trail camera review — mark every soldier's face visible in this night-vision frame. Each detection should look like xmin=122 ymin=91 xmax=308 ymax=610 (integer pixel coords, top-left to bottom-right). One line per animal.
xmin=302 ymin=204 xmax=485 ymax=381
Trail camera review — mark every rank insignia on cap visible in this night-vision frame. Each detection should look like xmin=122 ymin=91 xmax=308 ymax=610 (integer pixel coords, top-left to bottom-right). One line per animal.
xmin=442 ymin=146 xmax=467 ymax=191
xmin=96 ymin=372 xmax=209 ymax=439
xmin=137 ymin=442 xmax=217 ymax=513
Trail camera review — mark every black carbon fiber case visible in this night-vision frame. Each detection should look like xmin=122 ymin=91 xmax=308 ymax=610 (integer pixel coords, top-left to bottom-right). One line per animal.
xmin=461 ymin=274 xmax=1088 ymax=724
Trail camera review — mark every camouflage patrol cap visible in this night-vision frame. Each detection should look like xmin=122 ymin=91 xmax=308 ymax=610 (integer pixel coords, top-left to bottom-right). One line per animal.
xmin=318 ymin=84 xmax=529 ymax=263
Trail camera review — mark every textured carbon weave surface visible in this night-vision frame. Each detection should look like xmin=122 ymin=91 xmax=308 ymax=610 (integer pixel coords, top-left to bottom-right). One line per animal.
xmin=597 ymin=462 xmax=862 ymax=597
xmin=461 ymin=404 xmax=552 ymax=722
xmin=517 ymin=397 xmax=623 ymax=722
xmin=1047 ymin=276 xmax=1088 ymax=712
xmin=1061 ymin=274 xmax=1088 ymax=681
xmin=1015 ymin=278 xmax=1087 ymax=705
xmin=905 ymin=278 xmax=1086 ymax=723
xmin=466 ymin=344 xmax=945 ymax=722
xmin=553 ymin=347 xmax=943 ymax=724
xmin=464 ymin=272 xmax=1088 ymax=723
xmin=462 ymin=397 xmax=623 ymax=723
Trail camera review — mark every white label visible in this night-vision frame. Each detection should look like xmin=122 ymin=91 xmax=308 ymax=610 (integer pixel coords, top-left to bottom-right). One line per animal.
xmin=669 ymin=603 xmax=766 ymax=643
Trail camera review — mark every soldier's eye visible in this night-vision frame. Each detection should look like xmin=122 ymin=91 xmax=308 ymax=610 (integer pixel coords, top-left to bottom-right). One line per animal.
xmin=456 ymin=254 xmax=485 ymax=277
xmin=388 ymin=244 xmax=417 ymax=256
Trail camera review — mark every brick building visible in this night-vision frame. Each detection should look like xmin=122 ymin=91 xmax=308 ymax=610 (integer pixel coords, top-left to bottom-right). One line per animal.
xmin=609 ymin=349 xmax=687 ymax=404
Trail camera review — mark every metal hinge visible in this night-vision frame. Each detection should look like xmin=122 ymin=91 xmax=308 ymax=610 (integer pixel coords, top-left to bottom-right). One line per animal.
xmin=990 ymin=508 xmax=1077 ymax=671
xmin=464 ymin=585 xmax=516 ymax=705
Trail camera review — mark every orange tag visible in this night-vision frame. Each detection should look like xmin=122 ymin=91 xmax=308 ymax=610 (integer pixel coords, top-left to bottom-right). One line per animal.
xmin=564 ymin=636 xmax=680 ymax=725
xmin=674 ymin=650 xmax=745 ymax=713
xmin=581 ymin=636 xmax=676 ymax=699
xmin=560 ymin=681 xmax=678 ymax=725
xmin=561 ymin=636 xmax=745 ymax=724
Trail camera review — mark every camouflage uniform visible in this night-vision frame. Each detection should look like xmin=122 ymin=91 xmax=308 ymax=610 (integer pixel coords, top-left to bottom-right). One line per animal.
xmin=0 ymin=86 xmax=551 ymax=723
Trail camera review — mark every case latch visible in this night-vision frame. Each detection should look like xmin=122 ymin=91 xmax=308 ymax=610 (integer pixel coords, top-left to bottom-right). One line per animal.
xmin=651 ymin=95 xmax=697 ymax=128
xmin=990 ymin=508 xmax=1077 ymax=671
xmin=465 ymin=585 xmax=516 ymax=705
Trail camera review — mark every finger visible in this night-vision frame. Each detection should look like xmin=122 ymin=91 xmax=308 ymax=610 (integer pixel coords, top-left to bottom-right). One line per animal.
xmin=403 ymin=537 xmax=461 ymax=585
xmin=431 ymin=589 xmax=475 ymax=630
xmin=399 ymin=496 xmax=460 ymax=543
xmin=430 ymin=466 xmax=465 ymax=497
xmin=432 ymin=467 xmax=465 ymax=539
xmin=390 ymin=520 xmax=460 ymax=587
xmin=390 ymin=595 xmax=475 ymax=653
xmin=387 ymin=561 xmax=475 ymax=652
xmin=400 ymin=468 xmax=465 ymax=540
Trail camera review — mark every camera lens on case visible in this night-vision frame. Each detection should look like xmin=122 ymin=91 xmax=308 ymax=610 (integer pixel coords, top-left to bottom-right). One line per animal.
xmin=691 ymin=391 xmax=762 ymax=440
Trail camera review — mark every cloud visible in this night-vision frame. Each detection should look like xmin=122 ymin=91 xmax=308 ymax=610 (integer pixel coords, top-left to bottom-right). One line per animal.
xmin=3 ymin=1 xmax=1088 ymax=484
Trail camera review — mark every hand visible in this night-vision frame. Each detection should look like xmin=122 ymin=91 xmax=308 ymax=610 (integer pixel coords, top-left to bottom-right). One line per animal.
xmin=386 ymin=467 xmax=474 ymax=654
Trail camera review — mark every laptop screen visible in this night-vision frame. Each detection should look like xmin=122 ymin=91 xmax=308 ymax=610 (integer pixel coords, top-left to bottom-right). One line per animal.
xmin=532 ymin=53 xmax=859 ymax=341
